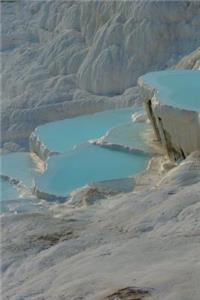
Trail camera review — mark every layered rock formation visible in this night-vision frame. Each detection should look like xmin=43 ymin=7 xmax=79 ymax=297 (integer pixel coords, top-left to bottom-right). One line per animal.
xmin=139 ymin=70 xmax=200 ymax=161
xmin=1 ymin=0 xmax=200 ymax=144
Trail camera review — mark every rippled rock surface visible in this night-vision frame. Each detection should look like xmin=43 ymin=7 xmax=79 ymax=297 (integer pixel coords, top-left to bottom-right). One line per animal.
xmin=2 ymin=1 xmax=200 ymax=143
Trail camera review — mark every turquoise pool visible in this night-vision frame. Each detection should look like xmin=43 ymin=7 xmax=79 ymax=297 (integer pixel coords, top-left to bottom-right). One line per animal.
xmin=34 ymin=107 xmax=142 ymax=153
xmin=0 ymin=152 xmax=40 ymax=189
xmin=35 ymin=143 xmax=150 ymax=197
xmin=2 ymin=108 xmax=151 ymax=203
xmin=0 ymin=178 xmax=19 ymax=202
xmin=141 ymin=70 xmax=200 ymax=111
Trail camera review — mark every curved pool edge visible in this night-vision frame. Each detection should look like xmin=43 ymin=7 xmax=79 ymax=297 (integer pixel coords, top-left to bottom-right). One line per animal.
xmin=33 ymin=176 xmax=137 ymax=203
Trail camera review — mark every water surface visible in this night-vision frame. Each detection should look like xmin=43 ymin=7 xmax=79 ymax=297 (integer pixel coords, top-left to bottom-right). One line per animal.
xmin=0 ymin=178 xmax=19 ymax=202
xmin=0 ymin=152 xmax=40 ymax=189
xmin=141 ymin=70 xmax=200 ymax=111
xmin=34 ymin=107 xmax=142 ymax=153
xmin=2 ymin=108 xmax=151 ymax=203
xmin=35 ymin=143 xmax=150 ymax=197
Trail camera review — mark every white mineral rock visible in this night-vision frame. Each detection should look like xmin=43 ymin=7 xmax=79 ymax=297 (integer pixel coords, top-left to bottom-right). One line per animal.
xmin=2 ymin=152 xmax=200 ymax=300
xmin=138 ymin=71 xmax=200 ymax=161
xmin=131 ymin=111 xmax=147 ymax=123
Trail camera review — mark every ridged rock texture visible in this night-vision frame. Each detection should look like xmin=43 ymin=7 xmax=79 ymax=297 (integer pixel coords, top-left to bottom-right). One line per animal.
xmin=1 ymin=0 xmax=200 ymax=143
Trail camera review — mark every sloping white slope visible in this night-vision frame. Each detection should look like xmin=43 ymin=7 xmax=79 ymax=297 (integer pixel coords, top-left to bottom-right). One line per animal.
xmin=2 ymin=153 xmax=200 ymax=300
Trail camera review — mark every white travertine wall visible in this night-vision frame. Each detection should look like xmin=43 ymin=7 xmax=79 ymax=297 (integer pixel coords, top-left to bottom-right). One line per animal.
xmin=138 ymin=78 xmax=200 ymax=161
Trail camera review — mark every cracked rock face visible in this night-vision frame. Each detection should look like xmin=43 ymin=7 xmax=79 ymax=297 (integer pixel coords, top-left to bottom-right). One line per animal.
xmin=138 ymin=70 xmax=200 ymax=161
xmin=1 ymin=0 xmax=200 ymax=143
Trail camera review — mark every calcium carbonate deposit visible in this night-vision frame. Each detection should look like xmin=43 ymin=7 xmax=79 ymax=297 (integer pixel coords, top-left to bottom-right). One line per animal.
xmin=139 ymin=70 xmax=200 ymax=160
xmin=1 ymin=1 xmax=200 ymax=300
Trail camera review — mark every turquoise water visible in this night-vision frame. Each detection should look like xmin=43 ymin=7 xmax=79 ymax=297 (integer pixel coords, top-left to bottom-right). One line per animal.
xmin=35 ymin=143 xmax=150 ymax=197
xmin=0 ymin=152 xmax=40 ymax=189
xmin=1 ymin=108 xmax=151 ymax=202
xmin=141 ymin=70 xmax=200 ymax=111
xmin=34 ymin=107 xmax=141 ymax=153
xmin=0 ymin=179 xmax=19 ymax=201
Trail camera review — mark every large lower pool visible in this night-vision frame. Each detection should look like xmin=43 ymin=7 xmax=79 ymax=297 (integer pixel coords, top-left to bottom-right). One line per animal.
xmin=140 ymin=70 xmax=200 ymax=111
xmin=0 ymin=179 xmax=19 ymax=202
xmin=35 ymin=143 xmax=150 ymax=197
xmin=33 ymin=107 xmax=142 ymax=153
xmin=0 ymin=152 xmax=41 ymax=189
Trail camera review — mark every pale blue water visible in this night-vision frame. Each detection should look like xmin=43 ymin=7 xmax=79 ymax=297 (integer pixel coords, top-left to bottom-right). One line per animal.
xmin=35 ymin=143 xmax=150 ymax=197
xmin=141 ymin=70 xmax=200 ymax=111
xmin=0 ymin=178 xmax=19 ymax=201
xmin=0 ymin=152 xmax=39 ymax=189
xmin=34 ymin=107 xmax=142 ymax=153
xmin=1 ymin=108 xmax=151 ymax=204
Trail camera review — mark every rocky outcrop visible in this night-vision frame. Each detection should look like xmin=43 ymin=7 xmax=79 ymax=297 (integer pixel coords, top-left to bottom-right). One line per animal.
xmin=174 ymin=47 xmax=200 ymax=70
xmin=139 ymin=71 xmax=200 ymax=161
xmin=33 ymin=177 xmax=135 ymax=203
xmin=158 ymin=151 xmax=200 ymax=187
xmin=67 ymin=178 xmax=135 ymax=208
xmin=2 ymin=0 xmax=200 ymax=143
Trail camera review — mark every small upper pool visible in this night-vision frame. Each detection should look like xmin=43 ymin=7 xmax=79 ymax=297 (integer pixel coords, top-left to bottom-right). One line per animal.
xmin=33 ymin=107 xmax=142 ymax=153
xmin=140 ymin=70 xmax=200 ymax=111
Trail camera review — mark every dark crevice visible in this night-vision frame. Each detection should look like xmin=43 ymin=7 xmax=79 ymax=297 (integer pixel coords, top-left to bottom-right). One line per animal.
xmin=180 ymin=148 xmax=186 ymax=159
xmin=157 ymin=117 xmax=184 ymax=161
xmin=106 ymin=286 xmax=152 ymax=300
xmin=145 ymin=100 xmax=161 ymax=142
